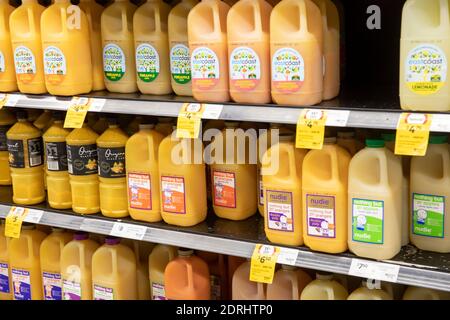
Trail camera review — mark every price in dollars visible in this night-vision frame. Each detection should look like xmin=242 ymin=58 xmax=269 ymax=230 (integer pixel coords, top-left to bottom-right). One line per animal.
xmin=250 ymin=244 xmax=281 ymax=284
xmin=296 ymin=109 xmax=328 ymax=150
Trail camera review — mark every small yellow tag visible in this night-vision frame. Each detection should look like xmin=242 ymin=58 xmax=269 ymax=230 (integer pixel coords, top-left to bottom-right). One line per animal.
xmin=296 ymin=109 xmax=327 ymax=149
xmin=176 ymin=103 xmax=205 ymax=139
xmin=5 ymin=207 xmax=28 ymax=239
xmin=0 ymin=94 xmax=9 ymax=110
xmin=395 ymin=113 xmax=432 ymax=156
xmin=249 ymin=244 xmax=280 ymax=284
xmin=64 ymin=97 xmax=92 ymax=129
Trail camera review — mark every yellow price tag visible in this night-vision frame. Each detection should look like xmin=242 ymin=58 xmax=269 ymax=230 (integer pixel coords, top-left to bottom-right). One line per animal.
xmin=249 ymin=244 xmax=280 ymax=284
xmin=395 ymin=113 xmax=432 ymax=156
xmin=176 ymin=103 xmax=205 ymax=139
xmin=64 ymin=97 xmax=92 ymax=129
xmin=5 ymin=207 xmax=28 ymax=239
xmin=296 ymin=109 xmax=327 ymax=149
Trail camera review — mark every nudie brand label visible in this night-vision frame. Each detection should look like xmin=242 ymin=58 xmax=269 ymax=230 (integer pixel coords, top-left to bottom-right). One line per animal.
xmin=170 ymin=43 xmax=191 ymax=84
xmin=161 ymin=176 xmax=186 ymax=214
xmin=97 ymin=147 xmax=126 ymax=178
xmin=45 ymin=141 xmax=68 ymax=171
xmin=14 ymin=46 xmax=37 ymax=84
xmin=352 ymin=199 xmax=384 ymax=244
xmin=213 ymin=170 xmax=236 ymax=208
xmin=42 ymin=272 xmax=62 ymax=300
xmin=266 ymin=190 xmax=294 ymax=232
xmin=0 ymin=50 xmax=4 ymax=73
xmin=67 ymin=144 xmax=98 ymax=175
xmin=62 ymin=279 xmax=81 ymax=300
xmin=412 ymin=193 xmax=445 ymax=238
xmin=128 ymin=172 xmax=152 ymax=210
xmin=93 ymin=284 xmax=114 ymax=300
xmin=0 ymin=263 xmax=10 ymax=294
xmin=11 ymin=269 xmax=31 ymax=300
xmin=306 ymin=195 xmax=336 ymax=238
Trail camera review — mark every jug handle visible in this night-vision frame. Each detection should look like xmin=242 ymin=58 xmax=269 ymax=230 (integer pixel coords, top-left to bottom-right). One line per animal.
xmin=252 ymin=0 xmax=262 ymax=33
xmin=212 ymin=1 xmax=222 ymax=35
xmin=111 ymin=248 xmax=118 ymax=275
xmin=257 ymin=282 xmax=265 ymax=298
xmin=185 ymin=262 xmax=194 ymax=289
xmin=438 ymin=147 xmax=449 ymax=179
xmin=299 ymin=0 xmax=308 ymax=32
xmin=27 ymin=235 xmax=33 ymax=263
xmin=440 ymin=0 xmax=450 ymax=28
xmin=377 ymin=152 xmax=389 ymax=186
xmin=154 ymin=7 xmax=162 ymax=33
xmin=330 ymin=149 xmax=340 ymax=182
xmin=286 ymin=144 xmax=298 ymax=179
xmin=27 ymin=7 xmax=35 ymax=35
xmin=325 ymin=286 xmax=335 ymax=300
xmin=291 ymin=275 xmax=299 ymax=300
xmin=60 ymin=6 xmax=68 ymax=33
xmin=121 ymin=10 xmax=128 ymax=34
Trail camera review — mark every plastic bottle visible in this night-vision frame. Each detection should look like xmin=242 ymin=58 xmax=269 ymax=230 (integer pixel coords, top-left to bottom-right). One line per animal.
xmin=165 ymin=249 xmax=210 ymax=300
xmin=61 ymin=232 xmax=99 ymax=300
xmin=410 ymin=135 xmax=450 ymax=252
xmin=6 ymin=111 xmax=45 ymax=205
xmin=400 ymin=0 xmax=450 ymax=111
xmin=0 ymin=0 xmax=18 ymax=92
xmin=227 ymin=0 xmax=272 ymax=103
xmin=149 ymin=244 xmax=177 ymax=300
xmin=155 ymin=117 xmax=174 ymax=136
xmin=0 ymin=221 xmax=11 ymax=300
xmin=9 ymin=224 xmax=46 ymax=300
xmin=40 ymin=228 xmax=72 ymax=300
xmin=403 ymin=286 xmax=450 ymax=300
xmin=97 ymin=118 xmax=129 ymax=218
xmin=66 ymin=123 xmax=100 ymax=214
xmin=0 ymin=109 xmax=16 ymax=186
xmin=266 ymin=265 xmax=312 ymax=300
xmin=232 ymin=260 xmax=266 ymax=300
xmin=348 ymin=139 xmax=403 ymax=260
xmin=270 ymin=0 xmax=323 ymax=106
xmin=337 ymin=131 xmax=357 ymax=156
xmin=300 ymin=273 xmax=348 ymax=300
xmin=92 ymin=116 xmax=109 ymax=135
xmin=101 ymin=0 xmax=137 ymax=93
xmin=126 ymin=123 xmax=164 ymax=222
xmin=347 ymin=280 xmax=393 ymax=300
xmin=188 ymin=0 xmax=231 ymax=102
xmin=197 ymin=251 xmax=227 ymax=300
xmin=302 ymin=137 xmax=350 ymax=254
xmin=168 ymin=0 xmax=198 ymax=96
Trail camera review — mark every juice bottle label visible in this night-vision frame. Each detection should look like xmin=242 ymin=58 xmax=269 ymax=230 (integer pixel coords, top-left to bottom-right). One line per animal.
xmin=93 ymin=284 xmax=114 ymax=300
xmin=271 ymin=47 xmax=305 ymax=93
xmin=151 ymin=282 xmax=166 ymax=300
xmin=97 ymin=147 xmax=126 ymax=178
xmin=136 ymin=43 xmax=159 ymax=83
xmin=306 ymin=194 xmax=336 ymax=238
xmin=213 ymin=170 xmax=236 ymax=208
xmin=352 ymin=199 xmax=384 ymax=244
xmin=412 ymin=193 xmax=445 ymax=238
xmin=128 ymin=172 xmax=152 ymax=210
xmin=161 ymin=176 xmax=186 ymax=214
xmin=27 ymin=137 xmax=44 ymax=167
xmin=405 ymin=44 xmax=447 ymax=95
xmin=43 ymin=46 xmax=67 ymax=85
xmin=45 ymin=142 xmax=68 ymax=171
xmin=62 ymin=279 xmax=81 ymax=300
xmin=230 ymin=47 xmax=261 ymax=91
xmin=42 ymin=272 xmax=62 ymax=300
xmin=170 ymin=43 xmax=191 ymax=84
xmin=14 ymin=46 xmax=37 ymax=84
xmin=103 ymin=44 xmax=126 ymax=81
xmin=7 ymin=139 xmax=25 ymax=168
xmin=0 ymin=125 xmax=11 ymax=151
xmin=191 ymin=47 xmax=220 ymax=90
xmin=0 ymin=263 xmax=10 ymax=294
xmin=210 ymin=275 xmax=221 ymax=300
xmin=67 ymin=144 xmax=98 ymax=175
xmin=266 ymin=190 xmax=294 ymax=232
xmin=258 ymin=173 xmax=263 ymax=206
xmin=0 ymin=51 xmax=4 ymax=73
xmin=11 ymin=269 xmax=31 ymax=300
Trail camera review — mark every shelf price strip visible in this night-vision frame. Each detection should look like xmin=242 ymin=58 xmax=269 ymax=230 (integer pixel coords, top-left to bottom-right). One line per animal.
xmin=0 ymin=93 xmax=20 ymax=110
xmin=348 ymin=258 xmax=400 ymax=283
xmin=4 ymin=207 xmax=43 ymax=238
xmin=395 ymin=113 xmax=432 ymax=156
xmin=176 ymin=103 xmax=223 ymax=139
xmin=110 ymin=222 xmax=147 ymax=241
xmin=64 ymin=97 xmax=106 ymax=129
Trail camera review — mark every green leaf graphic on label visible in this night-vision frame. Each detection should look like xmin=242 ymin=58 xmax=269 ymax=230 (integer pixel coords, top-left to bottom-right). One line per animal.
xmin=170 ymin=44 xmax=191 ymax=84
xmin=412 ymin=193 xmax=445 ymax=238
xmin=352 ymin=199 xmax=384 ymax=244
xmin=103 ymin=44 xmax=126 ymax=82
xmin=136 ymin=43 xmax=159 ymax=83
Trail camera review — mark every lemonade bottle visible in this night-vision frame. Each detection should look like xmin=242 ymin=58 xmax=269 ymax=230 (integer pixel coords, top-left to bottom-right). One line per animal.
xmin=6 ymin=110 xmax=45 ymax=205
xmin=101 ymin=0 xmax=137 ymax=93
xmin=97 ymin=118 xmax=129 ymax=218
xmin=347 ymin=280 xmax=393 ymax=300
xmin=66 ymin=122 xmax=100 ymax=214
xmin=0 ymin=0 xmax=18 ymax=92
xmin=266 ymin=265 xmax=312 ymax=300
xmin=337 ymin=131 xmax=357 ymax=156
xmin=403 ymin=286 xmax=450 ymax=300
xmin=232 ymin=259 xmax=266 ymax=299
xmin=168 ymin=0 xmax=198 ymax=96
xmin=155 ymin=117 xmax=174 ymax=136
xmin=270 ymin=0 xmax=323 ymax=106
xmin=188 ymin=0 xmax=231 ymax=102
xmin=227 ymin=0 xmax=272 ymax=104
xmin=300 ymin=272 xmax=348 ymax=300
xmin=149 ymin=244 xmax=177 ymax=300
xmin=0 ymin=109 xmax=16 ymax=185
xmin=92 ymin=115 xmax=109 ymax=135
xmin=0 ymin=221 xmax=11 ymax=300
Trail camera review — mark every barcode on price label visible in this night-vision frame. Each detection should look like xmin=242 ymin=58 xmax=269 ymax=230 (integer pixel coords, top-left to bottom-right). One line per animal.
xmin=348 ymin=258 xmax=400 ymax=283
xmin=110 ymin=222 xmax=147 ymax=241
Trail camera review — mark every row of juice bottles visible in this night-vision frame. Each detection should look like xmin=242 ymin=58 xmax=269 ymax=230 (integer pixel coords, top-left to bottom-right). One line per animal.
xmin=1 ymin=222 xmax=448 ymax=301
xmin=0 ymin=0 xmax=340 ymax=106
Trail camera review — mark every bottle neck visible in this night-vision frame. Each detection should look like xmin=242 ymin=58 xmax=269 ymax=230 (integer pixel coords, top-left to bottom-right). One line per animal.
xmin=182 ymin=0 xmax=198 ymax=5
xmin=21 ymin=0 xmax=38 ymax=4
xmin=54 ymin=0 xmax=70 ymax=3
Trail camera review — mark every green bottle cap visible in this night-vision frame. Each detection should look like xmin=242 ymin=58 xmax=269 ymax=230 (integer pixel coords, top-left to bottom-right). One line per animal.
xmin=366 ymin=139 xmax=385 ymax=148
xmin=429 ymin=135 xmax=448 ymax=145
xmin=381 ymin=133 xmax=395 ymax=142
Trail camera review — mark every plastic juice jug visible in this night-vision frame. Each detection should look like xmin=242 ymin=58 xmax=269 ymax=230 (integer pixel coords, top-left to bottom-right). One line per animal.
xmin=93 ymin=116 xmax=109 ymax=135
xmin=232 ymin=260 xmax=266 ymax=300
xmin=6 ymin=111 xmax=45 ymax=205
xmin=101 ymin=0 xmax=137 ymax=93
xmin=302 ymin=137 xmax=350 ymax=254
xmin=133 ymin=0 xmax=172 ymax=95
xmin=400 ymin=0 xmax=450 ymax=111
xmin=227 ymin=255 xmax=245 ymax=299
xmin=300 ymin=273 xmax=348 ymax=300
xmin=262 ymin=134 xmax=308 ymax=246
xmin=410 ymin=135 xmax=450 ymax=252
xmin=79 ymin=0 xmax=105 ymax=91
xmin=379 ymin=281 xmax=405 ymax=300
xmin=40 ymin=228 xmax=72 ymax=300
xmin=0 ymin=109 xmax=16 ymax=185
xmin=0 ymin=0 xmax=18 ymax=92
xmin=168 ymin=0 xmax=197 ymax=96
xmin=270 ymin=0 xmax=323 ymax=106
xmin=337 ymin=131 xmax=357 ymax=156
xmin=347 ymin=280 xmax=393 ymax=300
xmin=155 ymin=117 xmax=174 ymax=136
xmin=126 ymin=123 xmax=164 ymax=222
xmin=66 ymin=123 xmax=100 ymax=214
xmin=197 ymin=251 xmax=227 ymax=300
xmin=97 ymin=120 xmax=129 ymax=218
xmin=0 ymin=222 xmax=11 ymax=300
xmin=348 ymin=139 xmax=403 ymax=260
xmin=159 ymin=132 xmax=207 ymax=226
xmin=9 ymin=224 xmax=46 ymax=300
xmin=403 ymin=286 xmax=450 ymax=300
xmin=188 ymin=0 xmax=231 ymax=102
xmin=149 ymin=244 xmax=177 ymax=300
xmin=165 ymin=249 xmax=210 ymax=300
xmin=266 ymin=265 xmax=312 ymax=300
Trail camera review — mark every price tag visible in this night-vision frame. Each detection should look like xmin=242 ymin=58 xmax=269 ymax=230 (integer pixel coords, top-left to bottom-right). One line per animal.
xmin=325 ymin=110 xmax=350 ymax=127
xmin=64 ymin=97 xmax=106 ymax=129
xmin=110 ymin=222 xmax=147 ymax=241
xmin=277 ymin=247 xmax=299 ymax=266
xmin=202 ymin=104 xmax=223 ymax=120
xmin=0 ymin=94 xmax=20 ymax=109
xmin=5 ymin=207 xmax=28 ymax=238
xmin=296 ymin=109 xmax=327 ymax=150
xmin=176 ymin=103 xmax=205 ymax=139
xmin=348 ymin=258 xmax=400 ymax=283
xmin=249 ymin=244 xmax=281 ymax=284
xmin=395 ymin=113 xmax=432 ymax=156
xmin=23 ymin=209 xmax=44 ymax=224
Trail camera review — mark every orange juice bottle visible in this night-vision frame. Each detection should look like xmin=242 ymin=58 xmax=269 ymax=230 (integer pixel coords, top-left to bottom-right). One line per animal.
xmin=347 ymin=280 xmax=393 ymax=300
xmin=101 ymin=0 xmax=137 ymax=93
xmin=337 ymin=131 xmax=357 ymax=156
xmin=40 ymin=228 xmax=72 ymax=300
xmin=97 ymin=118 xmax=129 ymax=218
xmin=227 ymin=0 xmax=272 ymax=104
xmin=92 ymin=115 xmax=109 ymax=135
xmin=197 ymin=251 xmax=227 ymax=300
xmin=0 ymin=109 xmax=16 ymax=185
xmin=126 ymin=123 xmax=164 ymax=222
xmin=168 ymin=0 xmax=198 ymax=96
xmin=232 ymin=259 xmax=266 ymax=299
xmin=0 ymin=0 xmax=18 ymax=92
xmin=61 ymin=232 xmax=99 ymax=300
xmin=300 ymin=272 xmax=348 ymax=300
xmin=9 ymin=224 xmax=46 ymax=300
xmin=133 ymin=0 xmax=172 ymax=95
xmin=66 ymin=123 xmax=100 ymax=214
xmin=155 ymin=117 xmax=174 ymax=136
xmin=9 ymin=0 xmax=46 ymax=94
xmin=302 ymin=137 xmax=350 ymax=254
xmin=270 ymin=0 xmax=323 ymax=106
xmin=165 ymin=249 xmax=210 ymax=300
xmin=188 ymin=0 xmax=231 ymax=102
xmin=266 ymin=265 xmax=312 ymax=299
xmin=149 ymin=244 xmax=177 ymax=300
xmin=0 ymin=221 xmax=12 ymax=300
xmin=6 ymin=110 xmax=45 ymax=205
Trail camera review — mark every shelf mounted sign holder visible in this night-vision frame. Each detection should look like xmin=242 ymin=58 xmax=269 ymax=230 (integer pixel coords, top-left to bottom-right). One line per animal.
xmin=64 ymin=97 xmax=106 ymax=129
xmin=395 ymin=113 xmax=432 ymax=156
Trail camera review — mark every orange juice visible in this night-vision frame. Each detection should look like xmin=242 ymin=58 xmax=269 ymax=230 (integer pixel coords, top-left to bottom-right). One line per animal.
xmin=155 ymin=117 xmax=174 ymax=136
xmin=0 ymin=221 xmax=11 ymax=300
xmin=232 ymin=260 xmax=266 ymax=299
xmin=197 ymin=251 xmax=227 ymax=300
xmin=300 ymin=273 xmax=348 ymax=300
xmin=0 ymin=0 xmax=18 ymax=92
xmin=0 ymin=109 xmax=15 ymax=185
xmin=266 ymin=265 xmax=312 ymax=299
xmin=149 ymin=244 xmax=177 ymax=300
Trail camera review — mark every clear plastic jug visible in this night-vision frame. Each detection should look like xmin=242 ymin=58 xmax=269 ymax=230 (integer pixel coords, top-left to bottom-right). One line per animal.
xmin=0 ymin=109 xmax=16 ymax=185
xmin=347 ymin=280 xmax=393 ymax=300
xmin=0 ymin=0 xmax=18 ymax=92
xmin=300 ymin=273 xmax=348 ymax=300
xmin=149 ymin=244 xmax=178 ymax=300
xmin=231 ymin=260 xmax=266 ymax=300
xmin=403 ymin=286 xmax=450 ymax=300
xmin=266 ymin=265 xmax=312 ymax=300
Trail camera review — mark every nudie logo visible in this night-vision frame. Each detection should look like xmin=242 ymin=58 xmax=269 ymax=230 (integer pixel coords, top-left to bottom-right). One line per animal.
xmin=269 ymin=193 xmax=288 ymax=202
xmin=310 ymin=198 xmax=330 ymax=205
